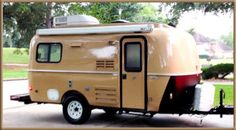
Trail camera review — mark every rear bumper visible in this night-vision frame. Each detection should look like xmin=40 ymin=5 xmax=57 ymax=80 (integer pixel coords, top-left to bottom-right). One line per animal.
xmin=10 ymin=93 xmax=34 ymax=104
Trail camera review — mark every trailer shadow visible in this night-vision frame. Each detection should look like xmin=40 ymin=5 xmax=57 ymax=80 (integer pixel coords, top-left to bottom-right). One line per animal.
xmin=36 ymin=112 xmax=67 ymax=124
xmin=86 ymin=112 xmax=213 ymax=127
xmin=31 ymin=111 xmax=206 ymax=127
xmin=3 ymin=106 xmax=229 ymax=128
xmin=33 ymin=111 xmax=222 ymax=128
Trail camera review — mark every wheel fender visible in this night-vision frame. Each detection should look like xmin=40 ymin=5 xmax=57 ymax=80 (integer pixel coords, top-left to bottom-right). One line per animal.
xmin=61 ymin=90 xmax=88 ymax=105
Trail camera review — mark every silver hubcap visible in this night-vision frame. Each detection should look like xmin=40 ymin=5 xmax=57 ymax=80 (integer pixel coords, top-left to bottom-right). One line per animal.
xmin=67 ymin=100 xmax=83 ymax=120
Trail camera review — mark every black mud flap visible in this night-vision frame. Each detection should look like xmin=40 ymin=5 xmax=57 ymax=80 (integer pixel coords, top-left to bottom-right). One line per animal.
xmin=10 ymin=93 xmax=34 ymax=104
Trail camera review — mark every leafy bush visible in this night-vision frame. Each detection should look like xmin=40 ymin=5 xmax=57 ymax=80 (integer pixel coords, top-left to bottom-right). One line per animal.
xmin=201 ymin=63 xmax=234 ymax=80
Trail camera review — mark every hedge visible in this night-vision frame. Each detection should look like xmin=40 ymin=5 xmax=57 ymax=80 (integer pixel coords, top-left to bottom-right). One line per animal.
xmin=201 ymin=63 xmax=234 ymax=80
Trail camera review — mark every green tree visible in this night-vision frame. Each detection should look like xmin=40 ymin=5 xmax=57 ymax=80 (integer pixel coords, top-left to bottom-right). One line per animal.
xmin=4 ymin=3 xmax=46 ymax=49
xmin=132 ymin=3 xmax=167 ymax=23
xmin=3 ymin=2 xmax=68 ymax=50
xmin=68 ymin=2 xmax=168 ymax=23
xmin=161 ymin=2 xmax=233 ymax=26
xmin=4 ymin=2 xmax=168 ymax=51
xmin=220 ymin=31 xmax=233 ymax=48
xmin=68 ymin=2 xmax=144 ymax=23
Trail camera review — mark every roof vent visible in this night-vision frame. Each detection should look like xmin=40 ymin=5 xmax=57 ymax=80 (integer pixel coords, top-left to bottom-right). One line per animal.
xmin=53 ymin=15 xmax=100 ymax=27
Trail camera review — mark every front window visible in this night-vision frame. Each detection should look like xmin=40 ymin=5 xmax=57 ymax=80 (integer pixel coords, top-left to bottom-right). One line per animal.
xmin=36 ymin=43 xmax=62 ymax=63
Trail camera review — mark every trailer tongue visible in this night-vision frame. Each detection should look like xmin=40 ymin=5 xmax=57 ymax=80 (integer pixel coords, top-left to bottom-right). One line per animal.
xmin=10 ymin=93 xmax=34 ymax=104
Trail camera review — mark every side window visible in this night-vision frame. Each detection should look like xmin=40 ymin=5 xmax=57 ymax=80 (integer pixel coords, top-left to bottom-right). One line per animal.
xmin=50 ymin=44 xmax=61 ymax=62
xmin=37 ymin=44 xmax=49 ymax=62
xmin=36 ymin=43 xmax=62 ymax=63
xmin=124 ymin=42 xmax=142 ymax=72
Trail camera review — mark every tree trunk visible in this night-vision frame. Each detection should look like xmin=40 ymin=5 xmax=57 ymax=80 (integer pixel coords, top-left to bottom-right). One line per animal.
xmin=219 ymin=73 xmax=230 ymax=79
xmin=46 ymin=2 xmax=52 ymax=28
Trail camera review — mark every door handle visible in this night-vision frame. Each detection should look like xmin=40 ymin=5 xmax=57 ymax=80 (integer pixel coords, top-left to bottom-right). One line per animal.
xmin=122 ymin=74 xmax=127 ymax=79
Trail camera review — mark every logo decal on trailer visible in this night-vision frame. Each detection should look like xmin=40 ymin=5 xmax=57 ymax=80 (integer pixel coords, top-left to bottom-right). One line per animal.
xmin=90 ymin=46 xmax=117 ymax=58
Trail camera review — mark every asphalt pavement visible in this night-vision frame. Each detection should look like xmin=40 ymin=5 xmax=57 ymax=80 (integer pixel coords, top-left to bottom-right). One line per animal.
xmin=2 ymin=80 xmax=234 ymax=128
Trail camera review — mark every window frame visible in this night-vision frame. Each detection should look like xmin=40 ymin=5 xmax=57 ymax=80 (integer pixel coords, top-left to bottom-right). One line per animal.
xmin=124 ymin=42 xmax=142 ymax=72
xmin=36 ymin=42 xmax=62 ymax=63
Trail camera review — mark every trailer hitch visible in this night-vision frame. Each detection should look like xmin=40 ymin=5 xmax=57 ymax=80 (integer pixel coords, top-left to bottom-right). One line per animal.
xmin=10 ymin=93 xmax=34 ymax=104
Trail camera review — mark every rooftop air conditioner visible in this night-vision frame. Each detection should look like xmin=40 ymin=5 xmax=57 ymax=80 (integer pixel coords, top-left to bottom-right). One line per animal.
xmin=53 ymin=15 xmax=100 ymax=27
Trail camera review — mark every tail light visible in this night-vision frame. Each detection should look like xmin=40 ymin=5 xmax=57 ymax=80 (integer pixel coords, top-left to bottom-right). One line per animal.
xmin=28 ymin=85 xmax=33 ymax=91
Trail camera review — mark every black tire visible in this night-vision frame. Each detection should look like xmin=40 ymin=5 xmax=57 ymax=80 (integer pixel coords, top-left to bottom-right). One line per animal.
xmin=62 ymin=95 xmax=91 ymax=124
xmin=103 ymin=108 xmax=117 ymax=115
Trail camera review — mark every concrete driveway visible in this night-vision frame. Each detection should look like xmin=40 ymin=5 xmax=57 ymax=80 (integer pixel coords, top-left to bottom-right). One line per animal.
xmin=2 ymin=80 xmax=234 ymax=128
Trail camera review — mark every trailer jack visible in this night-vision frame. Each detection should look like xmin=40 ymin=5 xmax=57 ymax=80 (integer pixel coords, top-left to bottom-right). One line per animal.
xmin=213 ymin=89 xmax=233 ymax=118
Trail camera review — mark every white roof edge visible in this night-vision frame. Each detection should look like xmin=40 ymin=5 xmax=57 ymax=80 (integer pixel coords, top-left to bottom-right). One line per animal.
xmin=36 ymin=24 xmax=154 ymax=35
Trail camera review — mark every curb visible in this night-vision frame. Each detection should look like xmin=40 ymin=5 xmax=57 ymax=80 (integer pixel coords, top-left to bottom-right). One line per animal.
xmin=3 ymin=64 xmax=28 ymax=67
xmin=3 ymin=78 xmax=28 ymax=81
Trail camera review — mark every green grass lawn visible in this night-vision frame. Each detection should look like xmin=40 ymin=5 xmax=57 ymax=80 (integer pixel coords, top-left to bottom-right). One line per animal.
xmin=3 ymin=48 xmax=29 ymax=64
xmin=214 ymin=84 xmax=233 ymax=107
xmin=3 ymin=66 xmax=28 ymax=79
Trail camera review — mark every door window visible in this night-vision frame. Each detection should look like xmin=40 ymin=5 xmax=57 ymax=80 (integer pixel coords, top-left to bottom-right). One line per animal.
xmin=124 ymin=42 xmax=142 ymax=72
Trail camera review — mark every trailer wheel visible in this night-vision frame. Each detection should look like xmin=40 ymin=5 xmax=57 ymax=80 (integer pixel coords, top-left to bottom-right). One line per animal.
xmin=103 ymin=108 xmax=117 ymax=115
xmin=62 ymin=96 xmax=91 ymax=124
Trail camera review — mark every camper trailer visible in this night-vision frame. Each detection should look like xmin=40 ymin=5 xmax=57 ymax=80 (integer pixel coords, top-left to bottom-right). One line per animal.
xmin=11 ymin=15 xmax=221 ymax=124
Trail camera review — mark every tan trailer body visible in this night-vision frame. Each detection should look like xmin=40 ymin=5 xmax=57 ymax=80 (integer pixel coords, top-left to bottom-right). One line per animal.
xmin=28 ymin=23 xmax=201 ymax=123
xmin=8 ymin=15 xmax=231 ymax=125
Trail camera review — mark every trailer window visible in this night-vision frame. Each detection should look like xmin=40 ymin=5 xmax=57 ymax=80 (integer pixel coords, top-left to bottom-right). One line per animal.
xmin=124 ymin=42 xmax=142 ymax=72
xmin=37 ymin=43 xmax=62 ymax=63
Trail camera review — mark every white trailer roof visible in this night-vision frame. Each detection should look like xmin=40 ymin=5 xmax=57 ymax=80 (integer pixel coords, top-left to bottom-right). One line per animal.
xmin=36 ymin=24 xmax=154 ymax=36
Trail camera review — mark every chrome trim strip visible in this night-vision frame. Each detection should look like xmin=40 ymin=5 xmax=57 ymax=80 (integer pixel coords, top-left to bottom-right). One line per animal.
xmin=147 ymin=72 xmax=201 ymax=76
xmin=28 ymin=69 xmax=201 ymax=76
xmin=28 ymin=69 xmax=118 ymax=75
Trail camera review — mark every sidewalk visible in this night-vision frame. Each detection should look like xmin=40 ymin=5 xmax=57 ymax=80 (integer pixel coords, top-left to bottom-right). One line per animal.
xmin=202 ymin=80 xmax=234 ymax=85
xmin=3 ymin=78 xmax=28 ymax=81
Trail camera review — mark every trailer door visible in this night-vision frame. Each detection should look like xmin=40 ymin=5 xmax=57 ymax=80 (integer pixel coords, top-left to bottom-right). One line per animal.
xmin=120 ymin=36 xmax=147 ymax=110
